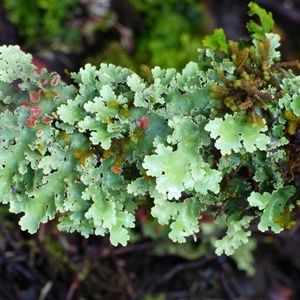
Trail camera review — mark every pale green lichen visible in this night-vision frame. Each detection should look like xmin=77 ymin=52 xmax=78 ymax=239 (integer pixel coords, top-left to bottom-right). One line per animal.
xmin=0 ymin=4 xmax=300 ymax=262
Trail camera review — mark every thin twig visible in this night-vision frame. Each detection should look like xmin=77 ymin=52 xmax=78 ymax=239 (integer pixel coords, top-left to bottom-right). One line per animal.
xmin=145 ymin=255 xmax=215 ymax=294
xmin=111 ymin=255 xmax=136 ymax=299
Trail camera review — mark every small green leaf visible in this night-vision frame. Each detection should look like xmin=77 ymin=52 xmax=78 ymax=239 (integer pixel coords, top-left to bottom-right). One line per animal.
xmin=78 ymin=116 xmax=121 ymax=150
xmin=248 ymin=186 xmax=295 ymax=232
xmin=215 ymin=213 xmax=253 ymax=256
xmin=84 ymin=186 xmax=117 ymax=229
xmin=57 ymin=99 xmax=86 ymax=125
xmin=151 ymin=199 xmax=179 ymax=225
xmin=168 ymin=199 xmax=201 ymax=243
xmin=265 ymin=33 xmax=281 ymax=61
xmin=246 ymin=2 xmax=274 ymax=40
xmin=110 ymin=211 xmax=135 ymax=246
xmin=291 ymin=94 xmax=300 ymax=117
xmin=203 ymin=28 xmax=228 ymax=53
xmin=0 ymin=45 xmax=34 ymax=82
xmin=143 ymin=144 xmax=188 ymax=199
xmin=76 ymin=63 xmax=97 ymax=85
xmin=205 ymin=113 xmax=269 ymax=155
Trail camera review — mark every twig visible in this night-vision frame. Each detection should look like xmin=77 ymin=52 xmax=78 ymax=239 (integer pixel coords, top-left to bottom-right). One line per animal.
xmin=146 ymin=255 xmax=215 ymax=294
xmin=111 ymin=255 xmax=136 ymax=299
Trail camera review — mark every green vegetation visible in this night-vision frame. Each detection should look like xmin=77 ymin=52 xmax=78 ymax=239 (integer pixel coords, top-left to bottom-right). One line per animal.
xmin=86 ymin=0 xmax=205 ymax=72
xmin=3 ymin=0 xmax=79 ymax=51
xmin=130 ymin=0 xmax=204 ymax=70
xmin=0 ymin=3 xmax=300 ymax=276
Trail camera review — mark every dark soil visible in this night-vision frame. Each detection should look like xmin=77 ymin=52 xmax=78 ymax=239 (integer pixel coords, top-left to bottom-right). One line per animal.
xmin=1 ymin=211 xmax=300 ymax=300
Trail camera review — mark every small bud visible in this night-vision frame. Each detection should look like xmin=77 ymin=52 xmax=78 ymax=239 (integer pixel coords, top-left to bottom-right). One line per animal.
xmin=20 ymin=101 xmax=31 ymax=108
xmin=42 ymin=115 xmax=53 ymax=124
xmin=121 ymin=107 xmax=131 ymax=118
xmin=108 ymin=100 xmax=120 ymax=109
xmin=26 ymin=116 xmax=39 ymax=128
xmin=38 ymin=89 xmax=45 ymax=97
xmin=35 ymin=130 xmax=44 ymax=138
xmin=111 ymin=166 xmax=123 ymax=174
xmin=136 ymin=116 xmax=150 ymax=129
xmin=30 ymin=105 xmax=42 ymax=118
xmin=39 ymin=78 xmax=48 ymax=88
xmin=29 ymin=91 xmax=40 ymax=103
xmin=50 ymin=75 xmax=60 ymax=86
